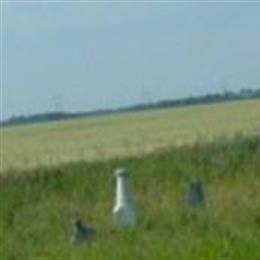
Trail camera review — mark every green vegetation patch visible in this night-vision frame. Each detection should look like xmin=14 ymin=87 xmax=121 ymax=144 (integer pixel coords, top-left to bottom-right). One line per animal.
xmin=1 ymin=135 xmax=260 ymax=260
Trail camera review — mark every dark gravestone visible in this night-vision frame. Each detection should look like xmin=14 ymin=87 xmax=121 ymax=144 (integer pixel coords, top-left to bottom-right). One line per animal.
xmin=71 ymin=219 xmax=96 ymax=244
xmin=186 ymin=178 xmax=205 ymax=208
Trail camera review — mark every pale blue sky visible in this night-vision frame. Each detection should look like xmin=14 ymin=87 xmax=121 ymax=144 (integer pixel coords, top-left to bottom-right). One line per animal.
xmin=2 ymin=2 xmax=260 ymax=119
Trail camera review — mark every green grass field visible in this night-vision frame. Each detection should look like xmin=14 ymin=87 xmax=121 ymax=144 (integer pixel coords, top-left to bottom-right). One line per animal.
xmin=1 ymin=99 xmax=260 ymax=173
xmin=0 ymin=135 xmax=260 ymax=260
xmin=1 ymin=100 xmax=260 ymax=260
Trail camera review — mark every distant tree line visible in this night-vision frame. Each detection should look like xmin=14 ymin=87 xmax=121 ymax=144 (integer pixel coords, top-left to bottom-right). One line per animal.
xmin=125 ymin=88 xmax=260 ymax=111
xmin=1 ymin=87 xmax=260 ymax=127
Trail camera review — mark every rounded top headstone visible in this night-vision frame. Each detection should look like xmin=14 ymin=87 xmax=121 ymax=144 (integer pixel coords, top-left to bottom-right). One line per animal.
xmin=114 ymin=168 xmax=130 ymax=177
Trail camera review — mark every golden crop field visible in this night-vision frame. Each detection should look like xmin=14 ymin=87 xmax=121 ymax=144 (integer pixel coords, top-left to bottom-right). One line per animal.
xmin=1 ymin=100 xmax=260 ymax=173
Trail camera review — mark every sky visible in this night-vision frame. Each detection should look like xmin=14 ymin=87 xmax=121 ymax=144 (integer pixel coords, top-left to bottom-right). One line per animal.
xmin=1 ymin=1 xmax=260 ymax=120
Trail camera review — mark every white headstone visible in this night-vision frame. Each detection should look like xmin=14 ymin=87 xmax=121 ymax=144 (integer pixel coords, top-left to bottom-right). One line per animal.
xmin=112 ymin=168 xmax=137 ymax=228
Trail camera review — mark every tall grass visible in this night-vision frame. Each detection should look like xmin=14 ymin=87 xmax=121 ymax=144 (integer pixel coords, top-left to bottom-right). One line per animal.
xmin=0 ymin=135 xmax=260 ymax=259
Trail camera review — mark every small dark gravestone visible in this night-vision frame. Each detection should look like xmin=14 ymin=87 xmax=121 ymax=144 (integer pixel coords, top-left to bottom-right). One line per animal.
xmin=71 ymin=219 xmax=96 ymax=245
xmin=186 ymin=178 xmax=205 ymax=208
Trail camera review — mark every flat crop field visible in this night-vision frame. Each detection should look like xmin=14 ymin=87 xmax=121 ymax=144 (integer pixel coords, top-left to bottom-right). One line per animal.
xmin=1 ymin=100 xmax=260 ymax=173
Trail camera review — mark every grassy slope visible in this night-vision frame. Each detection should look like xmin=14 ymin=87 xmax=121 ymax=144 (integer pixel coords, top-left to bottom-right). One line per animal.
xmin=1 ymin=135 xmax=260 ymax=260
xmin=2 ymin=99 xmax=260 ymax=173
